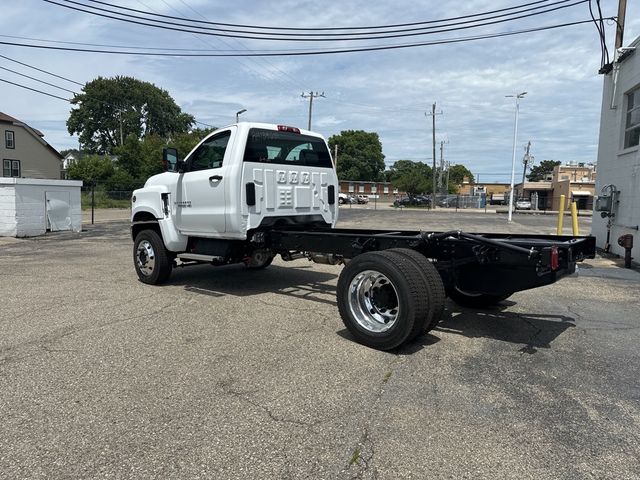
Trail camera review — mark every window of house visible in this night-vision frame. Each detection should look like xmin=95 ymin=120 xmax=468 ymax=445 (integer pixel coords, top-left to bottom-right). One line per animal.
xmin=358 ymin=185 xmax=365 ymax=193
xmin=348 ymin=183 xmax=354 ymax=193
xmin=5 ymin=130 xmax=15 ymax=149
xmin=625 ymin=88 xmax=640 ymax=148
xmin=383 ymin=186 xmax=389 ymax=194
xmin=3 ymin=159 xmax=20 ymax=177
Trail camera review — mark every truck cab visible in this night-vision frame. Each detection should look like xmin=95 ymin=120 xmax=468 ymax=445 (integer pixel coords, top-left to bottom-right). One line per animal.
xmin=132 ymin=123 xmax=338 ymax=252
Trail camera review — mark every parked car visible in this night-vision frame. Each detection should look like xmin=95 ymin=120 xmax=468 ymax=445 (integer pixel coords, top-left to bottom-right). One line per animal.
xmin=338 ymin=193 xmax=357 ymax=205
xmin=515 ymin=199 xmax=532 ymax=210
xmin=356 ymin=195 xmax=369 ymax=204
xmin=438 ymin=197 xmax=460 ymax=208
xmin=393 ymin=195 xmax=431 ymax=208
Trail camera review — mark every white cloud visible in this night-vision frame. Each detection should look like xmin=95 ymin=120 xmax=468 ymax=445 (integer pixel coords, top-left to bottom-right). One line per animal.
xmin=0 ymin=0 xmax=636 ymax=180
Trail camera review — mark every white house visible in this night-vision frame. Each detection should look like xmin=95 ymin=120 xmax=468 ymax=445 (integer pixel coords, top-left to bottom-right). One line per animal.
xmin=592 ymin=36 xmax=640 ymax=258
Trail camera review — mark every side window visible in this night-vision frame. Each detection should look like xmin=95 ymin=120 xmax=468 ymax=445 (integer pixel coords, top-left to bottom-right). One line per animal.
xmin=188 ymin=131 xmax=231 ymax=171
xmin=3 ymin=159 xmax=20 ymax=177
xmin=5 ymin=130 xmax=15 ymax=149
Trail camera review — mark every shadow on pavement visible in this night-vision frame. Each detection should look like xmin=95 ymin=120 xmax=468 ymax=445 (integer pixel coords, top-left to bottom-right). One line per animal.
xmin=436 ymin=304 xmax=576 ymax=352
xmin=169 ymin=263 xmax=339 ymax=306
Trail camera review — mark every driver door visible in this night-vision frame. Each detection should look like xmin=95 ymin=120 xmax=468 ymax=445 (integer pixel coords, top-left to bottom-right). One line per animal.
xmin=176 ymin=129 xmax=233 ymax=235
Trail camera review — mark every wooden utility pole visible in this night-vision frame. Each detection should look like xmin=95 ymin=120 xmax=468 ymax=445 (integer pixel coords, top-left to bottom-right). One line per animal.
xmin=439 ymin=139 xmax=449 ymax=194
xmin=301 ymin=91 xmax=325 ymax=130
xmin=615 ymin=0 xmax=627 ymax=50
xmin=426 ymin=103 xmax=442 ymax=208
xmin=521 ymin=140 xmax=533 ymax=198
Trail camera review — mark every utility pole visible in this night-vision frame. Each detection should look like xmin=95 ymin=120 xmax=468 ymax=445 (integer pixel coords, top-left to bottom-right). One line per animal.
xmin=439 ymin=139 xmax=449 ymax=194
xmin=506 ymin=92 xmax=527 ymax=223
xmin=615 ymin=0 xmax=627 ymax=50
xmin=118 ymin=109 xmax=124 ymax=146
xmin=426 ymin=103 xmax=442 ymax=208
xmin=301 ymin=91 xmax=325 ymax=130
xmin=521 ymin=140 xmax=534 ymax=198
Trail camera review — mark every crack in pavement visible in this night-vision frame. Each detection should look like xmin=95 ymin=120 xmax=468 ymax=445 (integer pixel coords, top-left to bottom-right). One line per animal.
xmin=345 ymin=358 xmax=404 ymax=479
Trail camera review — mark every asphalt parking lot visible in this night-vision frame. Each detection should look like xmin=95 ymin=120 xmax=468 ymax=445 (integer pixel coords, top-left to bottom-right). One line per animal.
xmin=1 ymin=209 xmax=639 ymax=479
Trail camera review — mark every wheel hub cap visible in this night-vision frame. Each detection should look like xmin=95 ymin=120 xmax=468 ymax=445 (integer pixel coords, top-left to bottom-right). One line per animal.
xmin=136 ymin=240 xmax=155 ymax=276
xmin=348 ymin=270 xmax=399 ymax=333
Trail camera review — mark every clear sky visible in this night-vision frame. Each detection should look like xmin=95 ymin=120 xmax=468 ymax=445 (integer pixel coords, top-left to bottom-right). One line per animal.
xmin=1 ymin=0 xmax=638 ymax=182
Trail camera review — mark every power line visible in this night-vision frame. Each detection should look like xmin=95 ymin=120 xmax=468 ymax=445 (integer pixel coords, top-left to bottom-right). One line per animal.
xmin=43 ymin=0 xmax=588 ymax=42
xmin=0 ymin=53 xmax=84 ymax=86
xmin=0 ymin=19 xmax=602 ymax=57
xmin=141 ymin=0 xmax=305 ymax=96
xmin=80 ymin=0 xmax=560 ymax=32
xmin=0 ymin=59 xmax=218 ymax=128
xmin=0 ymin=77 xmax=71 ymax=101
xmin=0 ymin=65 xmax=77 ymax=93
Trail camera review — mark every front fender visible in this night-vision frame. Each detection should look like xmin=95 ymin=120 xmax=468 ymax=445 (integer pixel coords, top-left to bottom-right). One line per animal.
xmin=132 ymin=185 xmax=167 ymax=220
xmin=131 ymin=186 xmax=187 ymax=252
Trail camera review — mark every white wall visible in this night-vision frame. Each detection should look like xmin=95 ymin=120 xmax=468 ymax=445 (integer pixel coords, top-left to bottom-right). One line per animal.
xmin=0 ymin=183 xmax=17 ymax=236
xmin=592 ymin=39 xmax=640 ymax=256
xmin=0 ymin=178 xmax=82 ymax=237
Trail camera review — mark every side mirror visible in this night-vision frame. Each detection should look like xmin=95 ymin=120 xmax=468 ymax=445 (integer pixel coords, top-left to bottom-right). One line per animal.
xmin=162 ymin=147 xmax=179 ymax=172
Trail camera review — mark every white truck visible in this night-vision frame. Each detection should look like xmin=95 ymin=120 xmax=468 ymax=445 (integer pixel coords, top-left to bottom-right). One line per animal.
xmin=131 ymin=122 xmax=595 ymax=350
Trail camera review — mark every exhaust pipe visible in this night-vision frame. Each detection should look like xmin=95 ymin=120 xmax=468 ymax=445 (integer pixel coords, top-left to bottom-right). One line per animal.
xmin=308 ymin=253 xmax=342 ymax=265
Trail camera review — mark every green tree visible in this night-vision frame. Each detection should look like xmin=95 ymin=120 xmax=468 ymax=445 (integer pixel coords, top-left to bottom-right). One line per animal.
xmin=67 ymin=76 xmax=194 ymax=154
xmin=447 ymin=164 xmax=474 ymax=188
xmin=328 ymin=130 xmax=385 ymax=181
xmin=171 ymin=128 xmax=215 ymax=159
xmin=527 ymin=160 xmax=560 ymax=182
xmin=388 ymin=160 xmax=432 ymax=195
xmin=66 ymin=154 xmax=114 ymax=184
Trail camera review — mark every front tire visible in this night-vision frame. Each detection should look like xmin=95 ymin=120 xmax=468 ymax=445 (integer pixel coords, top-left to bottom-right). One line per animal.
xmin=133 ymin=229 xmax=172 ymax=285
xmin=337 ymin=251 xmax=429 ymax=350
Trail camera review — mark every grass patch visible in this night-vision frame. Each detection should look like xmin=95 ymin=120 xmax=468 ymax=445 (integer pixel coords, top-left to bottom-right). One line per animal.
xmin=349 ymin=447 xmax=361 ymax=465
xmin=81 ymin=191 xmax=131 ymax=210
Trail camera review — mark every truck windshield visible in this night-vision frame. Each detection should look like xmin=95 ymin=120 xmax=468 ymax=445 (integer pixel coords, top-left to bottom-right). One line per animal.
xmin=243 ymin=128 xmax=332 ymax=168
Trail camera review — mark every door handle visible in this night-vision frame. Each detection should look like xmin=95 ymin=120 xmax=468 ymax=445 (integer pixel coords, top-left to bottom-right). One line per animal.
xmin=209 ymin=175 xmax=223 ymax=181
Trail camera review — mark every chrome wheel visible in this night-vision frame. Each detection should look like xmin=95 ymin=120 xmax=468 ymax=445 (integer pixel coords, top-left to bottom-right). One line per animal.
xmin=348 ymin=270 xmax=399 ymax=333
xmin=136 ymin=240 xmax=156 ymax=277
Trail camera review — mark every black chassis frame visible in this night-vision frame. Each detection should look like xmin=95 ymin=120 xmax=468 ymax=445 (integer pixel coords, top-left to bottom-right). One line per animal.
xmin=264 ymin=227 xmax=596 ymax=297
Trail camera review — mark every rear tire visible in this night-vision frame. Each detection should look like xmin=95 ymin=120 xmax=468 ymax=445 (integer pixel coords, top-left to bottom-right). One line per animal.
xmin=387 ymin=248 xmax=446 ymax=332
xmin=336 ymin=251 xmax=429 ymax=350
xmin=133 ymin=229 xmax=172 ymax=285
xmin=447 ymin=287 xmax=512 ymax=308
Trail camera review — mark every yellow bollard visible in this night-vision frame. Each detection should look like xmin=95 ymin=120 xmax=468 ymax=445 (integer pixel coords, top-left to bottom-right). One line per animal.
xmin=571 ymin=201 xmax=580 ymax=235
xmin=556 ymin=194 xmax=565 ymax=235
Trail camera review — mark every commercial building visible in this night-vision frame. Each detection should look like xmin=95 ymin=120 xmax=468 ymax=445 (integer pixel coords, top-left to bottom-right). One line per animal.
xmin=592 ymin=36 xmax=640 ymax=256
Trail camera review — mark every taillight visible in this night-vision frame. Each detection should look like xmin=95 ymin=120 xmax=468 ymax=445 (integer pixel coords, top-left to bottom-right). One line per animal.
xmin=550 ymin=246 xmax=559 ymax=271
xmin=277 ymin=125 xmax=300 ymax=133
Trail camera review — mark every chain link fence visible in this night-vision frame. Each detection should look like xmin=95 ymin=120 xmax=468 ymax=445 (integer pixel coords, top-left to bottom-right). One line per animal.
xmin=81 ymin=183 xmax=143 ymax=224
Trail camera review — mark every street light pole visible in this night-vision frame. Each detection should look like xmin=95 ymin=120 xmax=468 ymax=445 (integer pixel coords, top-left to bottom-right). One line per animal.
xmin=236 ymin=108 xmax=247 ymax=123
xmin=506 ymin=92 xmax=527 ymax=222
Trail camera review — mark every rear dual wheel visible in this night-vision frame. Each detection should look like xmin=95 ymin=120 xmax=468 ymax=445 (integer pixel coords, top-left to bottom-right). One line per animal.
xmin=336 ymin=249 xmax=445 ymax=350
